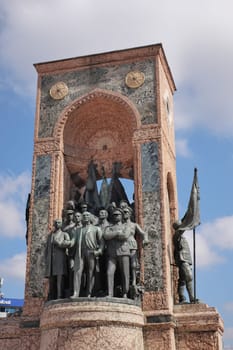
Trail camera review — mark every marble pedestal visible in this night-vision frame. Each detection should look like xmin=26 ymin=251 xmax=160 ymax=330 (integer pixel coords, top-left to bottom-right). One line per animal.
xmin=39 ymin=298 xmax=145 ymax=350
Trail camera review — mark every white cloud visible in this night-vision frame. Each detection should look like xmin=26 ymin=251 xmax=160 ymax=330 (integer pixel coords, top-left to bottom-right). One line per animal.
xmin=0 ymin=253 xmax=26 ymax=281
xmin=199 ymin=216 xmax=233 ymax=250
xmin=175 ymin=138 xmax=192 ymax=158
xmin=174 ymin=41 xmax=233 ymax=136
xmin=0 ymin=172 xmax=31 ymax=238
xmin=0 ymin=171 xmax=31 ymax=202
xmin=195 ymin=234 xmax=225 ymax=268
xmin=186 ymin=231 xmax=224 ymax=269
xmin=183 ymin=215 xmax=233 ymax=269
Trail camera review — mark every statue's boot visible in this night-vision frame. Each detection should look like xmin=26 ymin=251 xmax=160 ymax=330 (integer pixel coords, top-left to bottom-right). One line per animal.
xmin=187 ymin=281 xmax=195 ymax=303
xmin=178 ymin=285 xmax=186 ymax=303
xmin=107 ymin=275 xmax=114 ymax=297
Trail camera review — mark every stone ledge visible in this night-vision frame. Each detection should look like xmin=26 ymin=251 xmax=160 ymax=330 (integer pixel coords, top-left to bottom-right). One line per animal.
xmin=0 ymin=318 xmax=21 ymax=338
xmin=174 ymin=303 xmax=224 ymax=334
xmin=45 ymin=296 xmax=141 ymax=307
xmin=40 ymin=299 xmax=145 ymax=330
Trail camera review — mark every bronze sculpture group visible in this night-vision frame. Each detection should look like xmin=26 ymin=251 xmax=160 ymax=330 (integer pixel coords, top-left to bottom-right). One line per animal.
xmin=45 ymin=161 xmax=195 ymax=303
xmin=45 ymin=204 xmax=148 ymax=301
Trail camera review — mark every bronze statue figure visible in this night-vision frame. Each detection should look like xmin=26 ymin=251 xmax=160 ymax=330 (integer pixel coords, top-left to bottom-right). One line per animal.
xmin=103 ymin=208 xmax=131 ymax=298
xmin=173 ymin=220 xmax=195 ymax=303
xmin=66 ymin=211 xmax=83 ymax=296
xmin=74 ymin=211 xmax=82 ymax=228
xmin=122 ymin=206 xmax=148 ymax=290
xmin=44 ymin=219 xmax=71 ymax=300
xmin=63 ymin=209 xmax=76 ymax=235
xmin=97 ymin=209 xmax=109 ymax=230
xmin=70 ymin=211 xmax=104 ymax=298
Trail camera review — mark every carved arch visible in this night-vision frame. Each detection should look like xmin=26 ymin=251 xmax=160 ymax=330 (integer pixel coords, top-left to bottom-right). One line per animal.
xmin=52 ymin=89 xmax=142 ymax=180
xmin=53 ymin=88 xmax=141 ymax=140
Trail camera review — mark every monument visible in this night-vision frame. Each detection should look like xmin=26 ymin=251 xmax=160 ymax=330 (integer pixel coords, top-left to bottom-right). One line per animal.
xmin=0 ymin=44 xmax=223 ymax=349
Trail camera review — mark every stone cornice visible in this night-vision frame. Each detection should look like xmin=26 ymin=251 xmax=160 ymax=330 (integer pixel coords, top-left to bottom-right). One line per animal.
xmin=34 ymin=138 xmax=61 ymax=155
xmin=34 ymin=44 xmax=176 ymax=93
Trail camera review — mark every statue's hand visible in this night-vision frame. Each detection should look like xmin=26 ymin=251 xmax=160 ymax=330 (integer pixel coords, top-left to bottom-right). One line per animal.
xmin=94 ymin=249 xmax=102 ymax=257
xmin=143 ymin=239 xmax=149 ymax=247
xmin=70 ymin=259 xmax=74 ymax=269
xmin=64 ymin=240 xmax=71 ymax=248
xmin=64 ymin=240 xmax=69 ymax=246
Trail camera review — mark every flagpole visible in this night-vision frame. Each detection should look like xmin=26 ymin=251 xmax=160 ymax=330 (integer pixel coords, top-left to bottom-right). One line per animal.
xmin=193 ymin=226 xmax=196 ymax=302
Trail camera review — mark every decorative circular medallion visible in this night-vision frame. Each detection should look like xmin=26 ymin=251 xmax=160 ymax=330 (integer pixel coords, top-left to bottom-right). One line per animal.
xmin=49 ymin=82 xmax=68 ymax=100
xmin=125 ymin=71 xmax=145 ymax=88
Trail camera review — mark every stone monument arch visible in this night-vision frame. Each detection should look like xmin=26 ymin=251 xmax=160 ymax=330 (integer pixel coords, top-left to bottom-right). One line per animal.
xmin=0 ymin=44 xmax=223 ymax=350
xmin=52 ymin=88 xmax=141 ymax=218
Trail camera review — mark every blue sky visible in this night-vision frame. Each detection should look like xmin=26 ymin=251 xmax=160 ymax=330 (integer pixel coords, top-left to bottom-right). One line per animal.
xmin=0 ymin=0 xmax=233 ymax=347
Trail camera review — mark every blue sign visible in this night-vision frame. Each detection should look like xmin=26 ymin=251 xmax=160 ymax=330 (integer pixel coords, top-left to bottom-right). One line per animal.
xmin=0 ymin=298 xmax=24 ymax=307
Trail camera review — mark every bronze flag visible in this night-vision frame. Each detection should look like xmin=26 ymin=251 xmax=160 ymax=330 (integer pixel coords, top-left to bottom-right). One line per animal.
xmin=179 ymin=168 xmax=200 ymax=230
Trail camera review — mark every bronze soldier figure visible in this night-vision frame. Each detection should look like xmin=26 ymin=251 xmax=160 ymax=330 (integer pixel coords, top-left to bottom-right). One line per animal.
xmin=103 ymin=208 xmax=130 ymax=298
xmin=173 ymin=221 xmax=195 ymax=303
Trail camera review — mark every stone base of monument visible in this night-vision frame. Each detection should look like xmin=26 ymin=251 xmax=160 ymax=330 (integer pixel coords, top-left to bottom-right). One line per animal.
xmin=0 ymin=300 xmax=223 ymax=349
xmin=39 ymin=298 xmax=144 ymax=350
xmin=173 ymin=303 xmax=224 ymax=350
xmin=143 ymin=303 xmax=223 ymax=350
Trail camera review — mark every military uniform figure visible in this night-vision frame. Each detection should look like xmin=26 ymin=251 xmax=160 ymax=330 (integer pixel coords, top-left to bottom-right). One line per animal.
xmin=104 ymin=208 xmax=131 ymax=298
xmin=122 ymin=206 xmax=148 ymax=289
xmin=173 ymin=221 xmax=195 ymax=303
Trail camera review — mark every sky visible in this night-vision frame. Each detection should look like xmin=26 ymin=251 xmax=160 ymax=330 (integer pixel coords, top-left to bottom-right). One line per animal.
xmin=0 ymin=0 xmax=233 ymax=347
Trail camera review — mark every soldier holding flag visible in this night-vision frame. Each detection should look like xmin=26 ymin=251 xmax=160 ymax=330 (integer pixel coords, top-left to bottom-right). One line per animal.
xmin=173 ymin=168 xmax=200 ymax=303
xmin=173 ymin=220 xmax=195 ymax=303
